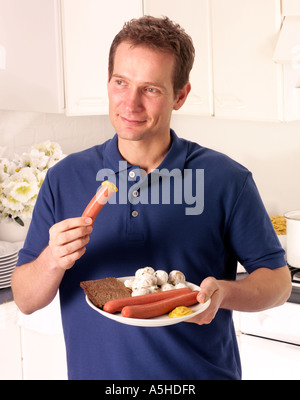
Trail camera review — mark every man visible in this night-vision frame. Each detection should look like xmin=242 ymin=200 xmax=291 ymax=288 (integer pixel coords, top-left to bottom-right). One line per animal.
xmin=12 ymin=16 xmax=291 ymax=380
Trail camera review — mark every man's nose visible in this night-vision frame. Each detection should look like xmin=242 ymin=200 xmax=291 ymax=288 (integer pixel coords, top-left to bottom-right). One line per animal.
xmin=125 ymin=88 xmax=143 ymax=112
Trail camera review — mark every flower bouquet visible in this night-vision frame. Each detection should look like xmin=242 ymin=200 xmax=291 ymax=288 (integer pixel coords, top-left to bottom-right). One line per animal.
xmin=0 ymin=141 xmax=65 ymax=227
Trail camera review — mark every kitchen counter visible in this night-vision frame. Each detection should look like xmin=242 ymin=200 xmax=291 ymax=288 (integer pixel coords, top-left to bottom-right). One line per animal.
xmin=0 ymin=287 xmax=13 ymax=304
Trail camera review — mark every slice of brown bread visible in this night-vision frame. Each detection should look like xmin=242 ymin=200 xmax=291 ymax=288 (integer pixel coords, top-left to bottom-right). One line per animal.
xmin=80 ymin=277 xmax=132 ymax=309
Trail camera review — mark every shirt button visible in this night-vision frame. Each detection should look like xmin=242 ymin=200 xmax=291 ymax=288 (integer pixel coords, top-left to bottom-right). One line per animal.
xmin=129 ymin=171 xmax=136 ymax=179
xmin=131 ymin=210 xmax=139 ymax=218
xmin=132 ymin=190 xmax=139 ymax=198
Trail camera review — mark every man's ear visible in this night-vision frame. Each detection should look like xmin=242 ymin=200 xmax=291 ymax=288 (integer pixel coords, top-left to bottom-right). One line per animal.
xmin=173 ymin=82 xmax=191 ymax=111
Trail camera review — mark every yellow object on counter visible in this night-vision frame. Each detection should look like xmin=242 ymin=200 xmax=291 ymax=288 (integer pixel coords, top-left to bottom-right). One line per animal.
xmin=270 ymin=215 xmax=286 ymax=235
xmin=168 ymin=306 xmax=195 ymax=318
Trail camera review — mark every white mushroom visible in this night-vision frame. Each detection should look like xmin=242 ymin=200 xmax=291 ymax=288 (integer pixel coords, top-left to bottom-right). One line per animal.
xmin=161 ymin=283 xmax=175 ymax=291
xmin=175 ymin=282 xmax=188 ymax=289
xmin=131 ymin=287 xmax=151 ymax=296
xmin=154 ymin=270 xmax=169 ymax=286
xmin=135 ymin=267 xmax=155 ymax=278
xmin=168 ymin=270 xmax=186 ymax=285
xmin=124 ymin=278 xmax=135 ymax=289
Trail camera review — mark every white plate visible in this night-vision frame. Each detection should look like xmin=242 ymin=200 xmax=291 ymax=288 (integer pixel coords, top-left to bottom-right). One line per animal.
xmin=0 ymin=253 xmax=18 ymax=262
xmin=0 ymin=276 xmax=11 ymax=283
xmin=85 ymin=277 xmax=211 ymax=327
xmin=0 ymin=241 xmax=22 ymax=259
xmin=0 ymin=268 xmax=15 ymax=277
xmin=0 ymin=258 xmax=18 ymax=268
xmin=0 ymin=264 xmax=16 ymax=273
xmin=0 ymin=281 xmax=11 ymax=289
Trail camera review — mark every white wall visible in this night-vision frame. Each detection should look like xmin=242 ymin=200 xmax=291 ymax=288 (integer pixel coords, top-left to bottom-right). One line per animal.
xmin=1 ymin=109 xmax=299 ymax=215
xmin=0 ymin=110 xmax=114 ymax=157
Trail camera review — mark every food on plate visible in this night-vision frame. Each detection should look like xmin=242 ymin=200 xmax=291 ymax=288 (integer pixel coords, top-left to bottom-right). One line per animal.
xmin=154 ymin=270 xmax=168 ymax=285
xmin=130 ymin=267 xmax=187 ymax=296
xmin=168 ymin=306 xmax=195 ymax=318
xmin=103 ymin=287 xmax=192 ymax=314
xmin=80 ymin=277 xmax=131 ymax=309
xmin=134 ymin=273 xmax=157 ymax=288
xmin=131 ymin=287 xmax=151 ymax=296
xmin=135 ymin=266 xmax=155 ymax=277
xmin=121 ymin=291 xmax=199 ymax=319
xmin=174 ymin=282 xmax=189 ymax=289
xmin=82 ymin=180 xmax=118 ymax=223
xmin=82 ymin=267 xmax=199 ymax=320
xmin=161 ymin=283 xmax=176 ymax=291
xmin=168 ymin=270 xmax=186 ymax=285
xmin=270 ymin=215 xmax=286 ymax=235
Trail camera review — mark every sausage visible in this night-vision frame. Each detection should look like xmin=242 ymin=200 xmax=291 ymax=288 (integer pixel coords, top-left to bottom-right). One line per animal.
xmin=82 ymin=181 xmax=117 ymax=223
xmin=121 ymin=291 xmax=199 ymax=319
xmin=103 ymin=287 xmax=192 ymax=314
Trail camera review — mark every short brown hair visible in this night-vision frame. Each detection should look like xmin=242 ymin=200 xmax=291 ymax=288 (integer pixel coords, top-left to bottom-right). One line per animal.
xmin=108 ymin=16 xmax=195 ymax=96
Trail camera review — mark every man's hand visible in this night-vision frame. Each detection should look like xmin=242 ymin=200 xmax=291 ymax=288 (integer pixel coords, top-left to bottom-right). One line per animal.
xmin=12 ymin=216 xmax=94 ymax=314
xmin=48 ymin=217 xmax=93 ymax=270
xmin=186 ymin=277 xmax=224 ymax=325
xmin=186 ymin=266 xmax=292 ymax=325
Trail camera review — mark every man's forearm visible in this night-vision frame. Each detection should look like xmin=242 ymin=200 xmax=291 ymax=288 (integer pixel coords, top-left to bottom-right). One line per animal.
xmin=219 ymin=266 xmax=292 ymax=312
xmin=11 ymin=246 xmax=66 ymax=315
xmin=12 ymin=217 xmax=93 ymax=315
xmin=188 ymin=265 xmax=292 ymax=325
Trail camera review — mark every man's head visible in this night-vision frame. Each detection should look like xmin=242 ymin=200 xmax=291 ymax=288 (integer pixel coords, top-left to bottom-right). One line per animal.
xmin=108 ymin=16 xmax=195 ymax=97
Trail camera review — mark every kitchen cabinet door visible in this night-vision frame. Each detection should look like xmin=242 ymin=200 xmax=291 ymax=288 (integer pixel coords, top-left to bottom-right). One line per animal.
xmin=282 ymin=0 xmax=300 ymax=16
xmin=211 ymin=0 xmax=282 ymax=121
xmin=143 ymin=0 xmax=213 ymax=116
xmin=240 ymin=334 xmax=300 ymax=380
xmin=21 ymin=328 xmax=67 ymax=380
xmin=61 ymin=0 xmax=143 ymax=115
xmin=0 ymin=302 xmax=22 ymax=380
xmin=0 ymin=0 xmax=64 ymax=113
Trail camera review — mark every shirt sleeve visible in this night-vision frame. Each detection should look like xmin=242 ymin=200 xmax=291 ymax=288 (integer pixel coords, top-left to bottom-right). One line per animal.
xmin=16 ymin=172 xmax=55 ymax=266
xmin=226 ymin=172 xmax=286 ymax=273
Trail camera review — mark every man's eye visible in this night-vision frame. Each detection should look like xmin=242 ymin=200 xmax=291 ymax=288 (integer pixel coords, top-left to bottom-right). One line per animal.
xmin=146 ymin=87 xmax=159 ymax=94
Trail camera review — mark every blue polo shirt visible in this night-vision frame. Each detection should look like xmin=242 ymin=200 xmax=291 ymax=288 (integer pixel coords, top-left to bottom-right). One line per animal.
xmin=17 ymin=130 xmax=285 ymax=380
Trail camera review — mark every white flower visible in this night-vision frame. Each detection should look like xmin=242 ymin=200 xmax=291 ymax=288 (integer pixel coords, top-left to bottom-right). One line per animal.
xmin=0 ymin=158 xmax=18 ymax=182
xmin=1 ymin=168 xmax=39 ymax=221
xmin=20 ymin=148 xmax=49 ymax=170
xmin=0 ymin=141 xmax=65 ymax=225
xmin=31 ymin=140 xmax=65 ymax=168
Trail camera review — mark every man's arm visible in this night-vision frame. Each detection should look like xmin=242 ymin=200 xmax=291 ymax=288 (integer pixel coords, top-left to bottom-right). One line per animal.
xmin=11 ymin=217 xmax=93 ymax=315
xmin=188 ymin=265 xmax=292 ymax=325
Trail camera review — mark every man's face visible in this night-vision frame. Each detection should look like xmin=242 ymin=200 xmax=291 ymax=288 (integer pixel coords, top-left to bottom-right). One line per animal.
xmin=108 ymin=42 xmax=185 ymax=143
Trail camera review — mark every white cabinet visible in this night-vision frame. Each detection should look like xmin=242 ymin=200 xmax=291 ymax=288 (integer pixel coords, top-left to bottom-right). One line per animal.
xmin=211 ymin=0 xmax=282 ymax=121
xmin=0 ymin=300 xmax=67 ymax=380
xmin=282 ymin=0 xmax=300 ymax=16
xmin=0 ymin=302 xmax=22 ymax=380
xmin=144 ymin=0 xmax=213 ymax=116
xmin=0 ymin=0 xmax=142 ymax=115
xmin=0 ymin=0 xmax=299 ymax=120
xmin=240 ymin=334 xmax=300 ymax=380
xmin=21 ymin=328 xmax=67 ymax=380
xmin=61 ymin=0 xmax=142 ymax=115
xmin=0 ymin=0 xmax=64 ymax=113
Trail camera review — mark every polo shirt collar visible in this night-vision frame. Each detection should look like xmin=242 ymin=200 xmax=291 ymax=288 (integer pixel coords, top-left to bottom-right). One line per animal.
xmin=103 ymin=129 xmax=188 ymax=175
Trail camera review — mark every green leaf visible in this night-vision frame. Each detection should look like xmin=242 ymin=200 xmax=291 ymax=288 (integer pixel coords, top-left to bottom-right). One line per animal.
xmin=14 ymin=216 xmax=24 ymax=227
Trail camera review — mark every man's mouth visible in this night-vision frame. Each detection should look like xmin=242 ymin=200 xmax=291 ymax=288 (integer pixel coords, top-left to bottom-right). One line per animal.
xmin=120 ymin=116 xmax=147 ymax=125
